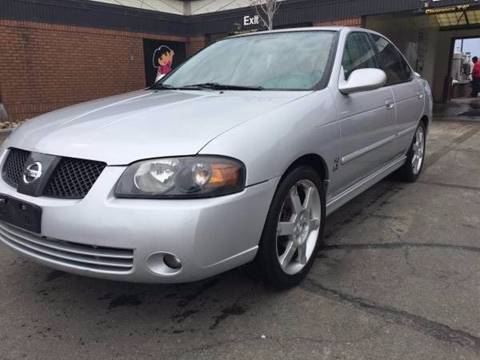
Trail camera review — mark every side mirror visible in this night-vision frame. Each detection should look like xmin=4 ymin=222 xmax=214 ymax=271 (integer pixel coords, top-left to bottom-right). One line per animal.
xmin=339 ymin=68 xmax=387 ymax=95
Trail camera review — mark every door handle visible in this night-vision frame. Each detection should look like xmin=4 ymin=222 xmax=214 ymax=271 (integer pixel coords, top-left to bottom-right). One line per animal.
xmin=417 ymin=92 xmax=425 ymax=100
xmin=385 ymin=101 xmax=395 ymax=110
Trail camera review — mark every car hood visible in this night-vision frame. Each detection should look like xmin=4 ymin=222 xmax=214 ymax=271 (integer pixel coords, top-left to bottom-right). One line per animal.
xmin=6 ymin=89 xmax=308 ymax=164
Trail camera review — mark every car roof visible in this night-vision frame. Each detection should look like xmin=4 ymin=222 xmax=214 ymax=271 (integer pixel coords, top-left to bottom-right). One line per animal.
xmin=229 ymin=26 xmax=371 ymax=39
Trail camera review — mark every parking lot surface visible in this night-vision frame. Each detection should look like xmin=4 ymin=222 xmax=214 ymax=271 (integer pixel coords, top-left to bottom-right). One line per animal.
xmin=0 ymin=120 xmax=479 ymax=360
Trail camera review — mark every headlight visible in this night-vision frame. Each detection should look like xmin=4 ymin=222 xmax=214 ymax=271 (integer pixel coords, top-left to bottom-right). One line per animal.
xmin=115 ymin=156 xmax=246 ymax=199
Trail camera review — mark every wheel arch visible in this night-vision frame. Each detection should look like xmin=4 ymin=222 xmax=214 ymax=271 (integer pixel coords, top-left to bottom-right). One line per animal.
xmin=282 ymin=153 xmax=329 ymax=184
xmin=420 ymin=115 xmax=429 ymax=132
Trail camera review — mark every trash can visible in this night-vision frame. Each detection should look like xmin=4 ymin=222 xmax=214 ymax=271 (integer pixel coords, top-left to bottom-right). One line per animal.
xmin=452 ymin=81 xmax=471 ymax=98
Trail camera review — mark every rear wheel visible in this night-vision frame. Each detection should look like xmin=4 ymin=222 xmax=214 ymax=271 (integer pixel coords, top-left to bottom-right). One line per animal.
xmin=254 ymin=166 xmax=325 ymax=289
xmin=397 ymin=122 xmax=426 ymax=182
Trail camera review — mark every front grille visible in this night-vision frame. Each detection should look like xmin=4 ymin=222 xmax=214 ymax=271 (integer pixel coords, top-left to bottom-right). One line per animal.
xmin=43 ymin=157 xmax=106 ymax=199
xmin=1 ymin=148 xmax=106 ymax=199
xmin=2 ymin=148 xmax=29 ymax=187
xmin=0 ymin=222 xmax=134 ymax=273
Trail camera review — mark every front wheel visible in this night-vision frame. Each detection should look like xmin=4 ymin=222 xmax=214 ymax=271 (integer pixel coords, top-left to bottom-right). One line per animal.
xmin=397 ymin=122 xmax=426 ymax=182
xmin=254 ymin=166 xmax=325 ymax=289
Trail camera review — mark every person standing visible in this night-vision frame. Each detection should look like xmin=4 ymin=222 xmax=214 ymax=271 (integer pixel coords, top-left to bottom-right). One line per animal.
xmin=471 ymin=56 xmax=480 ymax=97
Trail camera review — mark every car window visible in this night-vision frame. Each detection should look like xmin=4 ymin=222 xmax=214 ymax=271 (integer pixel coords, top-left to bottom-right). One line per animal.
xmin=370 ymin=34 xmax=412 ymax=85
xmin=341 ymin=32 xmax=378 ymax=80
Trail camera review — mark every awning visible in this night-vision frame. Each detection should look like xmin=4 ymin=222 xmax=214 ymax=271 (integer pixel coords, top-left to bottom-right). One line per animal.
xmin=426 ymin=5 xmax=480 ymax=27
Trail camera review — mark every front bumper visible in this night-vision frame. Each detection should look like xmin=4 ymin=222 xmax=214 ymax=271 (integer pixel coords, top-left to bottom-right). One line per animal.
xmin=0 ymin=165 xmax=278 ymax=283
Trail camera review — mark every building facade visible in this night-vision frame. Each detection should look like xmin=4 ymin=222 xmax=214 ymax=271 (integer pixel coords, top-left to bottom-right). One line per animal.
xmin=1 ymin=0 xmax=480 ymax=121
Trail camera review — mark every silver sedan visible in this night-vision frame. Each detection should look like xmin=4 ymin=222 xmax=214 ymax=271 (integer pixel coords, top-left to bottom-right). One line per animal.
xmin=0 ymin=27 xmax=432 ymax=288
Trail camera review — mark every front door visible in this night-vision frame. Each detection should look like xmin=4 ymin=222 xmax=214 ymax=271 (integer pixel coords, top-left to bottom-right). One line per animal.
xmin=333 ymin=31 xmax=397 ymax=195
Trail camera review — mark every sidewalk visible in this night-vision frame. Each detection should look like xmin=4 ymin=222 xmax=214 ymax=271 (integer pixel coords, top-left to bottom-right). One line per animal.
xmin=434 ymin=97 xmax=480 ymax=122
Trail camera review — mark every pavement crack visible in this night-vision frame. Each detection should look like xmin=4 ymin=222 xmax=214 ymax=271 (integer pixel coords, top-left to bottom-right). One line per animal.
xmin=417 ymin=180 xmax=480 ymax=192
xmin=301 ymin=279 xmax=480 ymax=352
xmin=322 ymin=242 xmax=480 ymax=254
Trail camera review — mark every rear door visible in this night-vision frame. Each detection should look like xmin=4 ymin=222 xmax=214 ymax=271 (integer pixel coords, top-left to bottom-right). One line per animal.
xmin=333 ymin=31 xmax=397 ymax=194
xmin=369 ymin=33 xmax=425 ymax=156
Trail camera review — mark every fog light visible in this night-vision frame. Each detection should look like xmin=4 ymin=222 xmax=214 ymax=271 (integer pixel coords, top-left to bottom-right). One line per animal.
xmin=164 ymin=254 xmax=182 ymax=269
xmin=146 ymin=252 xmax=182 ymax=275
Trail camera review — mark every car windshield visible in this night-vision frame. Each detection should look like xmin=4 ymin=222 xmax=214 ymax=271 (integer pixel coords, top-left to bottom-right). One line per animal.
xmin=160 ymin=31 xmax=338 ymax=91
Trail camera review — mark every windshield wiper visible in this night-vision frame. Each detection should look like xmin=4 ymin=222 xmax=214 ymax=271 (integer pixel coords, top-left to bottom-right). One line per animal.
xmin=184 ymin=82 xmax=264 ymax=91
xmin=151 ymin=82 xmax=264 ymax=91
xmin=150 ymin=83 xmax=202 ymax=90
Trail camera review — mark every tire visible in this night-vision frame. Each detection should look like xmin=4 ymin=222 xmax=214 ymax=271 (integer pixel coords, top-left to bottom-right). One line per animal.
xmin=254 ymin=166 xmax=326 ymax=289
xmin=397 ymin=121 xmax=427 ymax=183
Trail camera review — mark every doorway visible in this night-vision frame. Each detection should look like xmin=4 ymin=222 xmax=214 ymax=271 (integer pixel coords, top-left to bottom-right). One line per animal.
xmin=448 ymin=36 xmax=480 ymax=99
xmin=365 ymin=9 xmax=480 ymax=103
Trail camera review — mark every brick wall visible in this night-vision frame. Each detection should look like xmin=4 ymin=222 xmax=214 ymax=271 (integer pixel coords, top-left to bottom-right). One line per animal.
xmin=0 ymin=20 xmax=187 ymax=122
xmin=314 ymin=17 xmax=363 ymax=27
xmin=186 ymin=35 xmax=207 ymax=56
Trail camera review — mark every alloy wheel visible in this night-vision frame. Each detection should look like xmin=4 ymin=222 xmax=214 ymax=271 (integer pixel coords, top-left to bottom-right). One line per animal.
xmin=412 ymin=126 xmax=425 ymax=175
xmin=276 ymin=179 xmax=321 ymax=275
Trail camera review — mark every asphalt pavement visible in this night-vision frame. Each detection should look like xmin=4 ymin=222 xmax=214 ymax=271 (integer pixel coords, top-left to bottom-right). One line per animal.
xmin=0 ymin=119 xmax=479 ymax=359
